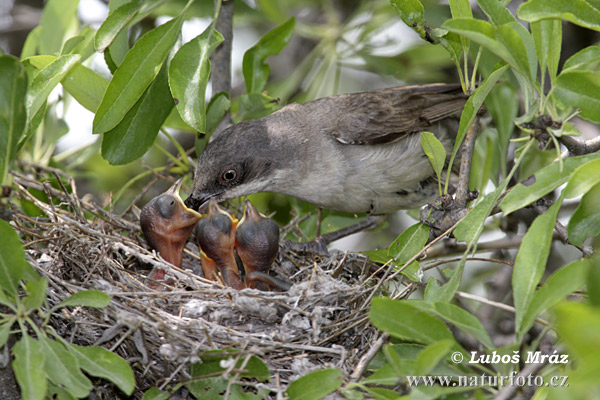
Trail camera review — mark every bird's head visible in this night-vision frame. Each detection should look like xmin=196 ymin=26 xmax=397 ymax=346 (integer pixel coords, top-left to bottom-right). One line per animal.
xmin=185 ymin=120 xmax=285 ymax=212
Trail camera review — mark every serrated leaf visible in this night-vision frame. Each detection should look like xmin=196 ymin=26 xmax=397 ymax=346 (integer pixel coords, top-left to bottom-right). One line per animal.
xmin=25 ymin=54 xmax=80 ymax=124
xmin=13 ymin=335 xmax=47 ymax=400
xmin=413 ymin=339 xmax=454 ymax=376
xmin=57 ymin=290 xmax=111 ymax=309
xmin=40 ymin=336 xmax=92 ymax=398
xmin=420 ymin=131 xmax=446 ymax=183
xmin=500 ymin=152 xmax=600 ymax=215
xmin=519 ymin=259 xmax=590 ymax=336
xmin=286 ymin=369 xmax=343 ymax=400
xmin=169 ymin=24 xmax=224 ymax=132
xmin=0 ymin=55 xmax=27 ymax=185
xmin=513 ymin=196 xmax=562 ymax=338
xmin=553 ymin=70 xmax=600 ymax=123
xmin=424 ymin=257 xmax=464 ymax=303
xmin=370 ymin=298 xmax=454 ymax=344
xmin=93 ymin=15 xmax=184 ymax=134
xmin=101 ymin=64 xmax=173 ymax=165
xmin=39 ymin=0 xmax=80 ymax=55
xmin=518 ymin=0 xmax=600 ymax=32
xmin=67 ymin=343 xmax=135 ymax=395
xmin=0 ymin=219 xmax=38 ymax=297
xmin=95 ymin=0 xmax=141 ymax=52
xmin=243 ymin=17 xmax=295 ymax=93
xmin=568 ymin=182 xmax=600 ymax=245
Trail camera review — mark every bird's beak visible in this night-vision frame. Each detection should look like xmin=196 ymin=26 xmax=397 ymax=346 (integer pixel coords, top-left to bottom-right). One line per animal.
xmin=184 ymin=191 xmax=218 ymax=213
xmin=239 ymin=198 xmax=264 ymax=225
xmin=140 ymin=179 xmax=204 ymax=271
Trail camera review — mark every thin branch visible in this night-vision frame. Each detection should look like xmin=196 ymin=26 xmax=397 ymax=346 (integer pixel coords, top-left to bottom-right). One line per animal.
xmin=211 ymin=0 xmax=234 ymax=134
xmin=455 ymin=117 xmax=480 ymax=208
xmin=559 ymin=134 xmax=600 ymax=157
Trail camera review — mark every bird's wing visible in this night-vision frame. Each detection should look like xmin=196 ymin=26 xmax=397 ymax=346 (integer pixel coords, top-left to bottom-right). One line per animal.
xmin=322 ymin=84 xmax=467 ymax=145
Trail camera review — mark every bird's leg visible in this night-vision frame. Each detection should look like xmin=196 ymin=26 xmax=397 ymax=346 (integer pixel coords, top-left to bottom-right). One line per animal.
xmin=283 ymin=214 xmax=385 ymax=255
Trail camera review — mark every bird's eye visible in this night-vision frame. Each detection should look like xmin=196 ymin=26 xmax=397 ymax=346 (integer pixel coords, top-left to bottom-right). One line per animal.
xmin=220 ymin=169 xmax=238 ymax=183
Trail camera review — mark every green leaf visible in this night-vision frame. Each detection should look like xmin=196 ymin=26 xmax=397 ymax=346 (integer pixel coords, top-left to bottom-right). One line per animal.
xmin=448 ymin=0 xmax=472 ymax=19
xmin=387 ymin=222 xmax=428 ymax=263
xmin=40 ymin=336 xmax=92 ymax=398
xmin=13 ymin=335 xmax=47 ymax=400
xmin=413 ymin=339 xmax=454 ymax=376
xmin=442 ymin=18 xmax=510 ymax=61
xmin=454 ymin=180 xmax=503 ymax=245
xmin=518 ymin=0 xmax=600 ymax=32
xmin=101 ymin=64 xmax=173 ymax=165
xmin=63 ymin=26 xmax=96 ymax=61
xmin=500 ymin=152 xmax=600 ymax=215
xmin=568 ymin=182 xmax=600 ymax=245
xmin=451 ymin=63 xmax=508 ymax=172
xmin=62 ymin=63 xmax=109 ymax=112
xmin=564 ymin=158 xmax=600 ymax=198
xmin=243 ymin=17 xmax=295 ymax=93
xmin=0 ymin=55 xmax=27 ymax=185
xmin=424 ymin=255 xmax=466 ymax=302
xmin=23 ymin=277 xmax=47 ymax=310
xmin=513 ymin=196 xmax=562 ymax=338
xmin=495 ymin=22 xmax=537 ymax=82
xmin=562 ymin=45 xmax=600 ymax=72
xmin=420 ymin=132 xmax=446 ymax=184
xmin=21 ymin=26 xmax=41 ymax=59
xmin=39 ymin=0 xmax=80 ymax=55
xmin=57 ymin=290 xmax=111 ymax=309
xmin=370 ymin=298 xmax=454 ymax=344
xmin=67 ymin=343 xmax=135 ymax=395
xmin=553 ymin=70 xmax=600 ymax=123
xmin=405 ymin=300 xmax=494 ymax=348
xmin=26 ymin=55 xmax=108 ymax=112
xmin=389 ymin=0 xmax=427 ymax=41
xmin=286 ymin=369 xmax=343 ymax=400
xmin=531 ymin=19 xmax=562 ymax=81
xmin=477 ymin=0 xmax=516 ymax=25
xmin=142 ymin=387 xmax=171 ymax=400
xmin=519 ymin=259 xmax=590 ymax=336
xmin=169 ymin=24 xmax=224 ymax=132
xmin=93 ymin=15 xmax=184 ymax=134
xmin=0 ymin=219 xmax=38 ymax=297
xmin=205 ymin=91 xmax=230 ymax=135
xmin=25 ymin=54 xmax=80 ymax=125
xmin=95 ymin=0 xmax=141 ymax=52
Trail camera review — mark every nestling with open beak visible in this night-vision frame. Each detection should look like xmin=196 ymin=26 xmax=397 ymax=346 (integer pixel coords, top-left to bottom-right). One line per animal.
xmin=140 ymin=179 xmax=203 ymax=282
xmin=235 ymin=199 xmax=290 ymax=291
xmin=194 ymin=199 xmax=245 ymax=290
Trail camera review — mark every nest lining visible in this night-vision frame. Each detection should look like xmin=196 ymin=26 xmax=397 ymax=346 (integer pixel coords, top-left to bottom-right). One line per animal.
xmin=7 ymin=167 xmax=414 ymax=398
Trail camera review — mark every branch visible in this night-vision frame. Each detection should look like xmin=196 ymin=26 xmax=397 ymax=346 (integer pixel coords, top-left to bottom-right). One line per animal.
xmin=211 ymin=0 xmax=234 ymax=133
xmin=560 ymin=134 xmax=600 ymax=157
xmin=455 ymin=117 xmax=480 ymax=208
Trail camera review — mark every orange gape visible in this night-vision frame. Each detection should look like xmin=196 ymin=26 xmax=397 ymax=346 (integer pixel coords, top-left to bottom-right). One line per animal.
xmin=140 ymin=179 xmax=203 ymax=286
xmin=194 ymin=199 xmax=244 ymax=290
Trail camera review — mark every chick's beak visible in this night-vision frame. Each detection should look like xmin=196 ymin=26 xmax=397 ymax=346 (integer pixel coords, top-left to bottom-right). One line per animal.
xmin=235 ymin=199 xmax=282 ymax=289
xmin=140 ymin=179 xmax=204 ymax=274
xmin=195 ymin=199 xmax=244 ymax=289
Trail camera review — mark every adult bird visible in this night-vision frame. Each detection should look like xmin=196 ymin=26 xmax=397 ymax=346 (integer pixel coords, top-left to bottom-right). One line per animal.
xmin=185 ymin=84 xmax=467 ymax=247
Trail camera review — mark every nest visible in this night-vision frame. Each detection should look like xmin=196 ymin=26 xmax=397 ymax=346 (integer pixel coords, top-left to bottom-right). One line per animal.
xmin=7 ymin=166 xmax=415 ymax=399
